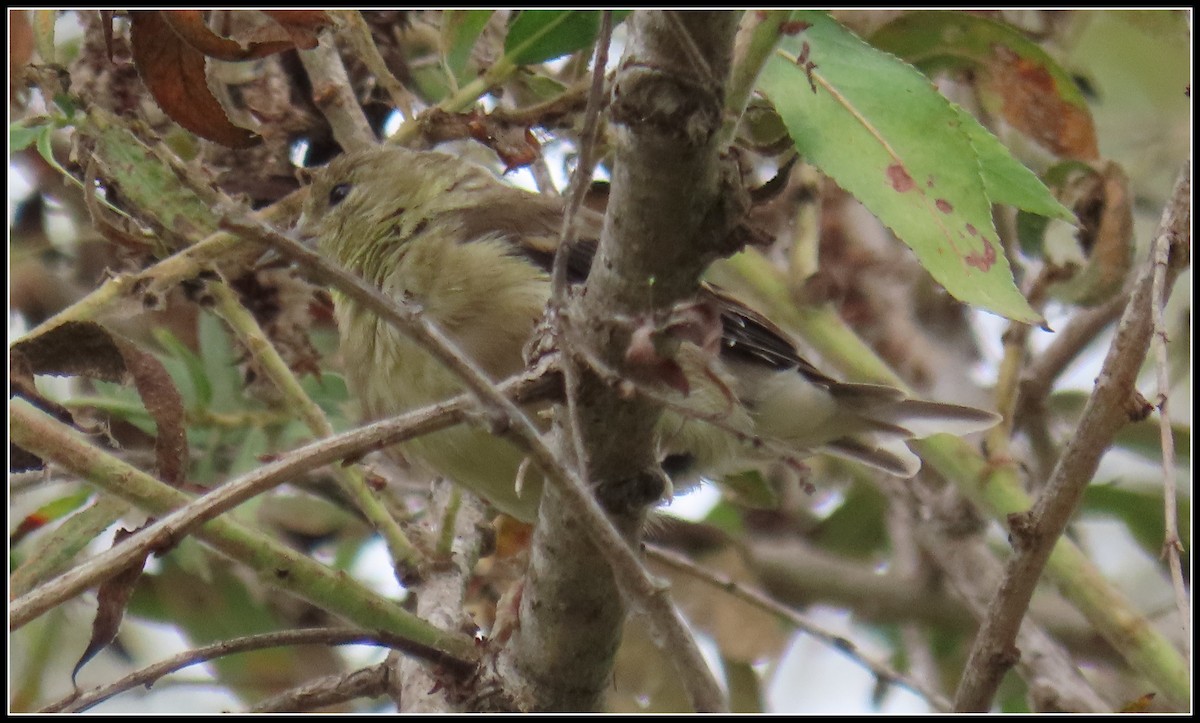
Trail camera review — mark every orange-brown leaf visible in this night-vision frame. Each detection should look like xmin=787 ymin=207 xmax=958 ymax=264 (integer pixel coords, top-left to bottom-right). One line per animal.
xmin=984 ymin=45 xmax=1099 ymax=161
xmin=128 ymin=10 xmax=259 ymax=148
xmin=159 ymin=9 xmax=293 ymax=61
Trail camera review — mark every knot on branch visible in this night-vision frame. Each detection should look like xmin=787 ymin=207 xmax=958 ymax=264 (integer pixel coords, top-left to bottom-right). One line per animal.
xmin=610 ymin=64 xmax=721 ymax=147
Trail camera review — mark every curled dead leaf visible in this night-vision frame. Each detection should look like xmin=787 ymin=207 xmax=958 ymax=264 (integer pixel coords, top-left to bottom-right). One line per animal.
xmin=10 ymin=321 xmax=189 ymax=487
xmin=72 ymin=526 xmax=152 ymax=685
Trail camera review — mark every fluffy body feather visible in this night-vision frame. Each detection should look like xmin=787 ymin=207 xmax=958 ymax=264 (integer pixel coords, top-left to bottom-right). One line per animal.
xmin=302 ymin=148 xmax=999 ymax=521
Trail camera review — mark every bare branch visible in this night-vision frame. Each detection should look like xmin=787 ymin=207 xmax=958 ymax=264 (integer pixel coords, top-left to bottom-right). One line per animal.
xmin=396 ymin=482 xmax=489 ymax=712
xmin=298 ymin=30 xmax=377 ymax=152
xmin=952 ymin=164 xmax=1191 ymax=713
xmin=496 ymin=11 xmax=742 ymax=712
xmin=647 ymin=544 xmax=954 ymax=712
xmin=250 ymin=663 xmax=391 ymax=713
xmin=44 ymin=628 xmax=468 ymax=713
xmin=1150 ymin=163 xmax=1191 ymax=650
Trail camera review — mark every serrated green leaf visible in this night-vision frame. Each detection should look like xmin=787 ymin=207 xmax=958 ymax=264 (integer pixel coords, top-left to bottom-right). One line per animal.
xmin=504 ymin=10 xmax=630 ymax=66
xmin=759 ymin=11 xmax=1040 ymax=323
xmin=956 ymin=105 xmax=1076 ymax=223
xmin=1016 ymin=160 xmax=1096 ymax=256
xmin=442 ymin=10 xmax=494 ymax=84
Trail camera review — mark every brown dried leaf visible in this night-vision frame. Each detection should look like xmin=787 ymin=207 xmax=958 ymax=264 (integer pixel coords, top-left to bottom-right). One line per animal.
xmin=159 ymin=10 xmax=293 ymax=61
xmin=128 ymin=10 xmax=259 ymax=148
xmin=10 ymin=321 xmax=189 ymax=487
xmin=72 ymin=526 xmax=151 ymax=685
xmin=984 ymin=44 xmax=1099 ymax=161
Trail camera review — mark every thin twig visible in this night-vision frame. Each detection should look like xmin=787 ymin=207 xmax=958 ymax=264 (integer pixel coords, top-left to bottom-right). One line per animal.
xmin=882 ymin=482 xmax=949 ymax=706
xmin=249 ymin=662 xmax=391 ymax=713
xmin=1150 ymin=163 xmax=1191 ymax=648
xmin=333 ymin=9 xmax=417 ymax=121
xmin=552 ymin=9 xmax=613 ymax=489
xmin=1014 ymin=290 xmax=1131 ymax=482
xmin=663 ymin=9 xmax=719 ymax=86
xmin=1016 ymin=291 xmax=1130 ymax=418
xmin=43 ymin=628 xmax=459 ymax=713
xmin=209 ymin=281 xmax=422 ymax=574
xmin=298 ymin=31 xmax=377 ymax=153
xmin=952 ymin=166 xmax=1191 ymax=713
xmin=913 ymin=515 xmax=1109 ymax=713
xmin=9 ymin=372 xmax=553 ymax=632
xmin=986 ymin=268 xmax=1054 ymax=460
xmin=646 ymin=544 xmax=954 ymax=712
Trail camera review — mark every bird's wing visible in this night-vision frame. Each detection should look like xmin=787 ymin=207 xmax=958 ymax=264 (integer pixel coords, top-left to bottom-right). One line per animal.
xmin=513 ymin=220 xmax=838 ymax=388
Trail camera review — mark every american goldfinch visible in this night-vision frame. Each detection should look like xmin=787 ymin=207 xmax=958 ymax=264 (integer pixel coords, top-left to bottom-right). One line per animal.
xmin=301 ymin=147 xmax=999 ymax=521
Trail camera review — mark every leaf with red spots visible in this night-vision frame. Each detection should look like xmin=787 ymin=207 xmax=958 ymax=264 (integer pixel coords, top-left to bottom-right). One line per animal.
xmin=758 ymin=11 xmax=1040 ymax=323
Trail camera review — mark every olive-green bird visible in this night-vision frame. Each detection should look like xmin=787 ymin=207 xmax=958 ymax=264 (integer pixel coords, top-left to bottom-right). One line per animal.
xmin=300 ymin=147 xmax=999 ymax=521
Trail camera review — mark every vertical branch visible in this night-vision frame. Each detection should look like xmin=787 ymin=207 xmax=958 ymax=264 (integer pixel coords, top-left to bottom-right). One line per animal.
xmin=498 ymin=10 xmax=742 ymax=713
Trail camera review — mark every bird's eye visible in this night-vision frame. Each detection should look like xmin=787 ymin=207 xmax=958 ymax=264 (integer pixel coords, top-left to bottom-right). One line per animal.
xmin=328 ymin=183 xmax=352 ymax=207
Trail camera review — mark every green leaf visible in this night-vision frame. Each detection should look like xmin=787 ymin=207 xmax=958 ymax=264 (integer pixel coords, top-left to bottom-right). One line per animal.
xmin=701 ymin=499 xmax=745 ymax=537
xmin=1083 ymin=482 xmax=1190 ymax=558
xmin=955 ymin=105 xmax=1076 ymax=223
xmin=504 ymin=10 xmax=630 ymax=66
xmin=10 ymin=119 xmax=50 ymax=152
xmin=152 ymin=328 xmax=212 ymax=408
xmin=718 ymin=469 xmax=778 ymax=509
xmin=814 ymin=480 xmax=887 ymax=558
xmin=758 ymin=11 xmax=1040 ymax=323
xmin=229 ymin=426 xmax=268 ymax=476
xmin=197 ymin=312 xmax=242 ymax=412
xmin=1015 ymin=160 xmax=1095 ymax=256
xmin=442 ymin=10 xmax=494 ymax=84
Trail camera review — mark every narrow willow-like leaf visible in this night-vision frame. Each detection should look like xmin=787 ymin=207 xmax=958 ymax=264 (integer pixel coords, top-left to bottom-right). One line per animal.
xmin=505 ymin=10 xmax=630 ymax=66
